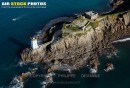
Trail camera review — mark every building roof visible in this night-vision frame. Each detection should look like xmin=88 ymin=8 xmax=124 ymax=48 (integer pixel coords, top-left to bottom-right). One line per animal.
xmin=85 ymin=11 xmax=98 ymax=16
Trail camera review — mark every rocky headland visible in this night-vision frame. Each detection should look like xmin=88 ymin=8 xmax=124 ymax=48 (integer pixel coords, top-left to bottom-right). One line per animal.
xmin=10 ymin=0 xmax=130 ymax=87
xmin=21 ymin=10 xmax=130 ymax=73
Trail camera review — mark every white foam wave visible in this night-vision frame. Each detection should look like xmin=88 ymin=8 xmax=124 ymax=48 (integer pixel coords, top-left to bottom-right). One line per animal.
xmin=113 ymin=38 xmax=130 ymax=43
xmin=40 ymin=81 xmax=47 ymax=88
xmin=9 ymin=76 xmax=24 ymax=88
xmin=17 ymin=61 xmax=25 ymax=67
xmin=40 ymin=73 xmax=55 ymax=88
xmin=12 ymin=14 xmax=27 ymax=21
xmin=9 ymin=82 xmax=24 ymax=88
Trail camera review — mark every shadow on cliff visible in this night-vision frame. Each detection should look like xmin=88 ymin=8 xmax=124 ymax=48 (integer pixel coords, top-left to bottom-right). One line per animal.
xmin=110 ymin=0 xmax=130 ymax=14
xmin=8 ymin=37 xmax=30 ymax=57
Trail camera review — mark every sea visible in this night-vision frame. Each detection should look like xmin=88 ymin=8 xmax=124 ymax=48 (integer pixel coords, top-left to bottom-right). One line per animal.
xmin=0 ymin=0 xmax=130 ymax=88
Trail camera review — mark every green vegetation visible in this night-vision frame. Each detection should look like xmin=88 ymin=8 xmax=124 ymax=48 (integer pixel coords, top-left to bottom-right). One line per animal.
xmin=75 ymin=32 xmax=85 ymax=37
xmin=90 ymin=21 xmax=99 ymax=28
xmin=62 ymin=14 xmax=101 ymax=37
xmin=62 ymin=32 xmax=70 ymax=37
xmin=72 ymin=15 xmax=87 ymax=23
xmin=62 ymin=20 xmax=91 ymax=37
xmin=71 ymin=15 xmax=88 ymax=27
xmin=62 ymin=24 xmax=81 ymax=32
xmin=61 ymin=10 xmax=130 ymax=38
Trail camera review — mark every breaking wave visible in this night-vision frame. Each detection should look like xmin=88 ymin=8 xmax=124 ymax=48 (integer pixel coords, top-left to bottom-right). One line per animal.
xmin=8 ymin=75 xmax=24 ymax=88
xmin=40 ymin=81 xmax=46 ymax=88
xmin=17 ymin=61 xmax=25 ymax=67
xmin=113 ymin=38 xmax=130 ymax=43
xmin=0 ymin=78 xmax=24 ymax=88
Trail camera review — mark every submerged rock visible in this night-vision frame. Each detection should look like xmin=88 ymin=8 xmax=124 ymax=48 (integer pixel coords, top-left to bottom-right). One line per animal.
xmin=104 ymin=63 xmax=114 ymax=72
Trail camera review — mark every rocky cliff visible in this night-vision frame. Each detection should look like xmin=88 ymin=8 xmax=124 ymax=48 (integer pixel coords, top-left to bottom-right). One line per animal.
xmin=21 ymin=11 xmax=130 ymax=72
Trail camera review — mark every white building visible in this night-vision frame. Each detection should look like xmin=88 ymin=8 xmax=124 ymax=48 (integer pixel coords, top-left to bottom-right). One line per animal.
xmin=31 ymin=37 xmax=39 ymax=49
xmin=84 ymin=11 xmax=98 ymax=20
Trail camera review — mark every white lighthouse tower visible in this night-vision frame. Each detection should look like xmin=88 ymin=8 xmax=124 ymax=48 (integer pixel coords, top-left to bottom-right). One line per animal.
xmin=31 ymin=37 xmax=39 ymax=50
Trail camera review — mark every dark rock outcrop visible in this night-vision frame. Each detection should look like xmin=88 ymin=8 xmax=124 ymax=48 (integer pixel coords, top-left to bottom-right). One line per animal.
xmin=110 ymin=0 xmax=124 ymax=9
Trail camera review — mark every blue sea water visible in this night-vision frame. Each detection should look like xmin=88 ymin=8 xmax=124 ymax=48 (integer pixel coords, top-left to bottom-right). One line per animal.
xmin=0 ymin=0 xmax=130 ymax=88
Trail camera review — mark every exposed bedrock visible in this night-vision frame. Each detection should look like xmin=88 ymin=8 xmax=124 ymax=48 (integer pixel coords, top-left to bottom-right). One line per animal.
xmin=21 ymin=11 xmax=130 ymax=72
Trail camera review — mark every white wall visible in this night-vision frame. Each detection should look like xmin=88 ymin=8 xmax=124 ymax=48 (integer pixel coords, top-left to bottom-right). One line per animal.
xmin=31 ymin=39 xmax=39 ymax=49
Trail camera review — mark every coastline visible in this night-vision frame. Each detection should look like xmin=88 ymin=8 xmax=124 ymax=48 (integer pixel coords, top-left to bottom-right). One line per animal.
xmin=10 ymin=0 xmax=130 ymax=87
xmin=20 ymin=0 xmax=129 ymax=67
xmin=23 ymin=8 xmax=130 ymax=73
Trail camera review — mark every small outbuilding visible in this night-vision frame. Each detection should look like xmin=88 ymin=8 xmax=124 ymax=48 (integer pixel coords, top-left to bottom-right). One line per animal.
xmin=84 ymin=11 xmax=98 ymax=20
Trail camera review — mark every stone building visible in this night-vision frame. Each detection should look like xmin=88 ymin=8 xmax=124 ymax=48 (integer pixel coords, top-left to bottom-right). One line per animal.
xmin=84 ymin=11 xmax=98 ymax=20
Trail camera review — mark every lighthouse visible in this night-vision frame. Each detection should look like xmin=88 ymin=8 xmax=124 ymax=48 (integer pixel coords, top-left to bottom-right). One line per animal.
xmin=31 ymin=37 xmax=39 ymax=49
